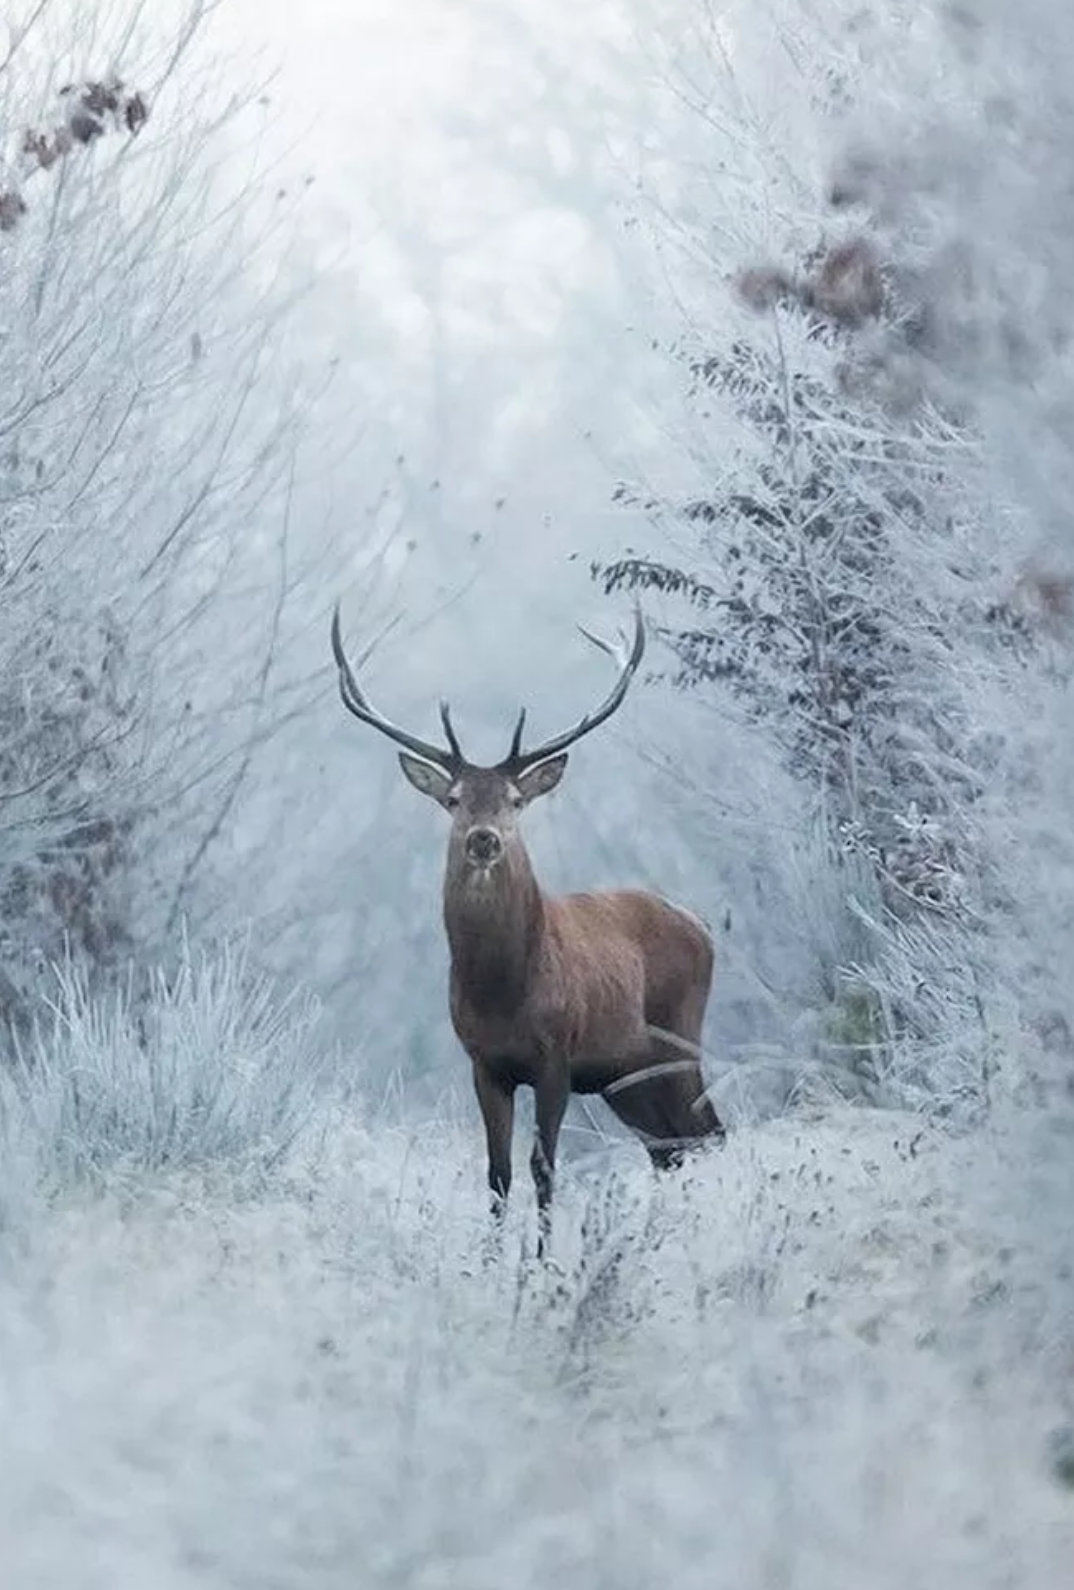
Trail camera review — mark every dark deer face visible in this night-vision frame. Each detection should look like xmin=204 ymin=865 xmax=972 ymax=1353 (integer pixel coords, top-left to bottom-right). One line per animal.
xmin=397 ymin=755 xmax=567 ymax=878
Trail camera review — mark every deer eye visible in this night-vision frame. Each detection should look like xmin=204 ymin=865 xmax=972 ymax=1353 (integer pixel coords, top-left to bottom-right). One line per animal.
xmin=507 ymin=786 xmax=524 ymax=809
xmin=444 ymin=789 xmax=461 ymax=811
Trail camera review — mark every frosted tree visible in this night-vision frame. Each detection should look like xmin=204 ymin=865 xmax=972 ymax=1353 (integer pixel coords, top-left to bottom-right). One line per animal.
xmin=0 ymin=0 xmax=332 ymax=1041
xmin=592 ymin=3 xmax=1016 ymax=1111
xmin=805 ymin=0 xmax=1074 ymax=1100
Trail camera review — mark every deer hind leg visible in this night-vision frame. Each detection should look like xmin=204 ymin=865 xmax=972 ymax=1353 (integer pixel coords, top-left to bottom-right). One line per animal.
xmin=604 ymin=1031 xmax=724 ymax=1172
xmin=602 ymin=1067 xmax=684 ymax=1167
xmin=655 ymin=1066 xmax=725 ymax=1167
xmin=651 ymin=979 xmax=726 ymax=1154
xmin=531 ymin=1061 xmax=570 ymax=1260
xmin=608 ymin=1074 xmax=721 ymax=1172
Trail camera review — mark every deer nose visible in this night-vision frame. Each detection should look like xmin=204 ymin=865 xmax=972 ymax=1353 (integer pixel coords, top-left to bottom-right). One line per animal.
xmin=465 ymin=826 xmax=503 ymax=864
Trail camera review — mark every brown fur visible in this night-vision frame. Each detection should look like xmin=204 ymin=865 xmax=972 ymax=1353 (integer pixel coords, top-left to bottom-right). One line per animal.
xmin=438 ymin=781 xmax=724 ymax=1253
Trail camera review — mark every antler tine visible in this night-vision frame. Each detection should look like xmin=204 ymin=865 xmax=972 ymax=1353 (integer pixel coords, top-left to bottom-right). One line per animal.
xmin=506 ymin=707 xmax=527 ymax=761
xmin=331 ymin=602 xmax=463 ymax=769
xmin=438 ymin=700 xmax=463 ymax=761
xmin=499 ymin=602 xmax=645 ymax=772
xmin=577 ymin=618 xmax=628 ymax=665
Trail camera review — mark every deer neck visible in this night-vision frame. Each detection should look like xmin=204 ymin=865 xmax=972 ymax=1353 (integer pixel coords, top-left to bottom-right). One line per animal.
xmin=443 ymin=840 xmax=545 ymax=1016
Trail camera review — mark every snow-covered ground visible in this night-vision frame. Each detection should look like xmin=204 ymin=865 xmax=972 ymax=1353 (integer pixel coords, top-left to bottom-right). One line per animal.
xmin=1 ymin=995 xmax=1070 ymax=1588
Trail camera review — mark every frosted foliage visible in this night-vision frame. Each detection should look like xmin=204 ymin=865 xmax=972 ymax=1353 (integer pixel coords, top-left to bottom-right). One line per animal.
xmin=0 ymin=944 xmax=331 ymax=1190
xmin=0 ymin=1062 xmax=1072 ymax=1584
xmin=824 ymin=0 xmax=1074 ymax=505
xmin=809 ymin=0 xmax=1074 ymax=1070
xmin=0 ymin=955 xmax=1066 ymax=1586
xmin=556 ymin=0 xmax=1074 ymax=1110
xmin=0 ymin=0 xmax=338 ymax=1037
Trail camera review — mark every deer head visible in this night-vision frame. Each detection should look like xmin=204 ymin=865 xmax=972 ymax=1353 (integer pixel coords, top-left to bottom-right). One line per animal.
xmin=329 ymin=602 xmax=645 ymax=882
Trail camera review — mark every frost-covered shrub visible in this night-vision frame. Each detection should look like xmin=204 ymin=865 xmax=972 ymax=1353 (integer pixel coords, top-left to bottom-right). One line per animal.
xmin=596 ymin=257 xmax=996 ymax=921
xmin=0 ymin=941 xmax=335 ymax=1197
xmin=814 ymin=0 xmax=1074 ymax=1100
xmin=0 ymin=7 xmax=323 ymax=1044
xmin=596 ymin=285 xmax=1003 ymax=1103
xmin=591 ymin=1 xmax=1036 ymax=1112
xmin=0 ymin=75 xmax=152 ymax=1035
xmin=0 ymin=610 xmax=137 ymax=1037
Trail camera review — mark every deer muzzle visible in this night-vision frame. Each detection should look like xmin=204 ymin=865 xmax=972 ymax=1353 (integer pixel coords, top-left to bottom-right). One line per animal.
xmin=465 ymin=826 xmax=503 ymax=866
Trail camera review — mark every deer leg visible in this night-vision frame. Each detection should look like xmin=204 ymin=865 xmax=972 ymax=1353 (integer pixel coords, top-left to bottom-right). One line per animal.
xmin=649 ymin=1061 xmax=725 ymax=1165
xmin=604 ymin=1050 xmax=724 ymax=1171
xmin=682 ymin=1072 xmax=725 ymax=1144
xmin=659 ymin=975 xmax=725 ymax=1150
xmin=531 ymin=1062 xmax=570 ymax=1260
xmin=659 ymin=1038 xmax=725 ymax=1151
xmin=473 ymin=1062 xmax=515 ymax=1230
xmin=602 ymin=1074 xmax=670 ymax=1159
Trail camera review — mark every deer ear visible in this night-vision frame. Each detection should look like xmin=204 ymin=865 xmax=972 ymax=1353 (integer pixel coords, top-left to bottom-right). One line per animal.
xmin=398 ymin=753 xmax=456 ymax=808
xmin=515 ymin=752 xmax=568 ymax=805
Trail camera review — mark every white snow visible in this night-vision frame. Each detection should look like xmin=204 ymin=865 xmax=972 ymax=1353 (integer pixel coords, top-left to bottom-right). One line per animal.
xmin=1 ymin=1077 xmax=1070 ymax=1588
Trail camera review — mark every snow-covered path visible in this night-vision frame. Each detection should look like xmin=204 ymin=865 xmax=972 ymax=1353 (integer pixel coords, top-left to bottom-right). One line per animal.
xmin=0 ymin=1104 xmax=1070 ymax=1588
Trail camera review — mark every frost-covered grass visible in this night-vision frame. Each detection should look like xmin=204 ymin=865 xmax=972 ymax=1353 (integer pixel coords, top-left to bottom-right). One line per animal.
xmin=0 ymin=945 xmax=333 ymax=1203
xmin=0 ymin=960 xmax=1071 ymax=1588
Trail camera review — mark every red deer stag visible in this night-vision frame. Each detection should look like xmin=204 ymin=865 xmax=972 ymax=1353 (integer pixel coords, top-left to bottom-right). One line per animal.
xmin=331 ymin=602 xmax=724 ymax=1256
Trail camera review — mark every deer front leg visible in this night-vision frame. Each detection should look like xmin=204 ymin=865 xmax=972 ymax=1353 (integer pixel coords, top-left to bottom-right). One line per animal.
xmin=531 ymin=1061 xmax=570 ymax=1260
xmin=473 ymin=1062 xmax=515 ymax=1234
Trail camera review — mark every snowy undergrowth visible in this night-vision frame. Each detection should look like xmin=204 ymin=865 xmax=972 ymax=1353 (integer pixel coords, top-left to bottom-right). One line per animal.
xmin=0 ymin=945 xmax=333 ymax=1207
xmin=0 ymin=958 xmax=1071 ymax=1588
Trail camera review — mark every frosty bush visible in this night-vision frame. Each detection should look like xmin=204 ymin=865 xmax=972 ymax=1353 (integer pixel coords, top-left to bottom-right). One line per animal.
xmin=595 ymin=313 xmax=992 ymax=930
xmin=0 ymin=2 xmax=325 ymax=1045
xmin=599 ymin=274 xmax=1003 ymax=1099
xmin=0 ymin=941 xmax=334 ymax=1197
xmin=591 ymin=12 xmax=1027 ymax=1111
xmin=0 ymin=71 xmax=153 ymax=1033
xmin=813 ymin=0 xmax=1074 ymax=1099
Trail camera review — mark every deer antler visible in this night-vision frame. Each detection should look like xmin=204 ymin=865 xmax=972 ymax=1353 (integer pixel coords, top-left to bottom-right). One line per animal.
xmin=499 ymin=602 xmax=645 ymax=772
xmin=331 ymin=603 xmax=464 ymax=769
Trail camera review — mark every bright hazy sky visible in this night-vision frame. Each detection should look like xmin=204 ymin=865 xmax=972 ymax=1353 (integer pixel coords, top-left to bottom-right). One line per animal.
xmin=207 ymin=0 xmax=694 ymax=675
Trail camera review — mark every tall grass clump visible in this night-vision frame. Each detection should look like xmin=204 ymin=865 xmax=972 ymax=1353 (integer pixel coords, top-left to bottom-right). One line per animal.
xmin=0 ymin=940 xmax=336 ymax=1200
